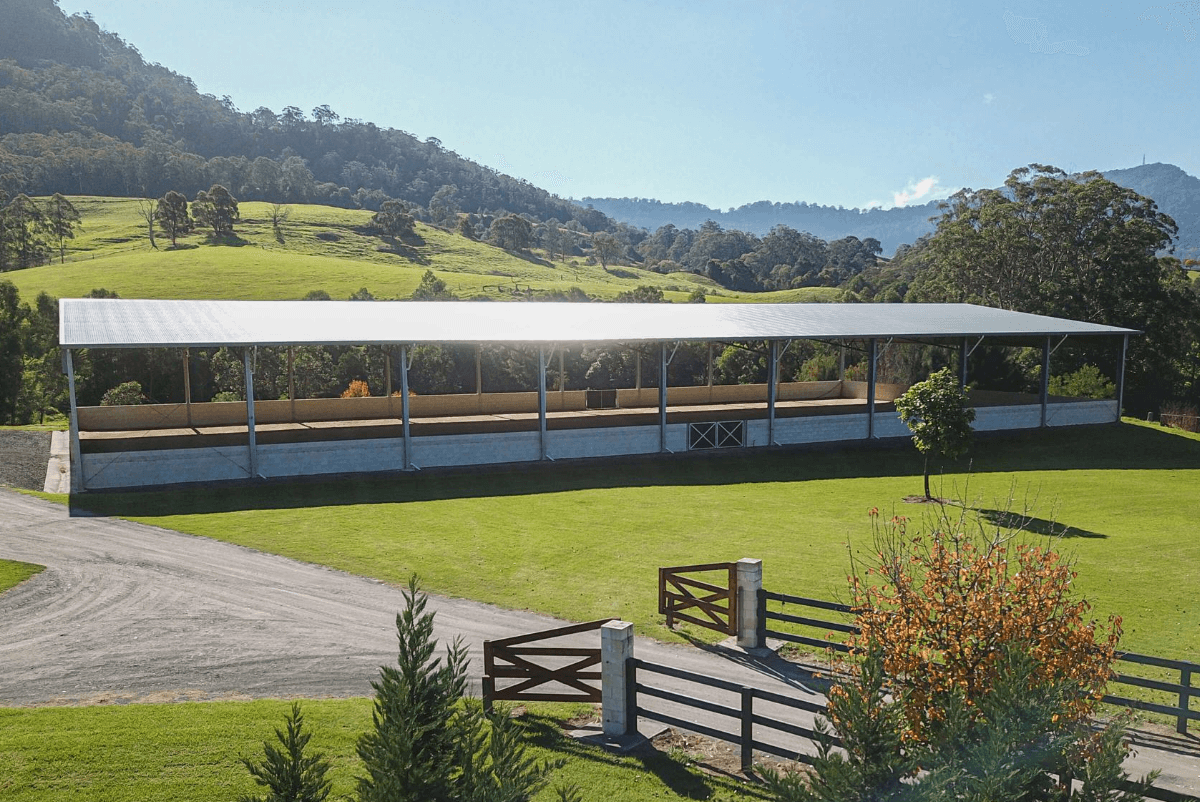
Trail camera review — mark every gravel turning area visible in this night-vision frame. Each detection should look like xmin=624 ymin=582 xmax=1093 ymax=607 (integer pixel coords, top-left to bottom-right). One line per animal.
xmin=0 ymin=489 xmax=1193 ymax=793
xmin=0 ymin=431 xmax=51 ymax=491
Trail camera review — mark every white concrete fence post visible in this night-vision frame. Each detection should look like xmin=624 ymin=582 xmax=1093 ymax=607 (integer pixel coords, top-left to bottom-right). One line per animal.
xmin=601 ymin=620 xmax=635 ymax=738
xmin=737 ymin=558 xmax=763 ymax=650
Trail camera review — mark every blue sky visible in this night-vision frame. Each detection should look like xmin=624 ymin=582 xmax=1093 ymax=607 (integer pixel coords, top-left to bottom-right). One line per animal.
xmin=58 ymin=0 xmax=1200 ymax=210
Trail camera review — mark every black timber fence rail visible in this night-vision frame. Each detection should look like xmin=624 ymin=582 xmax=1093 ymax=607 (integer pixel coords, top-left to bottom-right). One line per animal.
xmin=1104 ymin=651 xmax=1199 ymax=735
xmin=756 ymin=586 xmax=1200 ymax=736
xmin=625 ymin=656 xmax=1198 ymax=802
xmin=482 ymin=618 xmax=615 ymax=711
xmin=626 ymin=656 xmax=837 ymax=773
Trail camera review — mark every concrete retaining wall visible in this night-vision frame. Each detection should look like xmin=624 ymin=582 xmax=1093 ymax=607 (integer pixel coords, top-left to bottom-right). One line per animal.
xmin=76 ymin=382 xmax=848 ymax=431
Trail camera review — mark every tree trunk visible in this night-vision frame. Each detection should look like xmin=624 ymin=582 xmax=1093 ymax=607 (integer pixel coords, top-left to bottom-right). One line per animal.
xmin=924 ymin=453 xmax=931 ymax=500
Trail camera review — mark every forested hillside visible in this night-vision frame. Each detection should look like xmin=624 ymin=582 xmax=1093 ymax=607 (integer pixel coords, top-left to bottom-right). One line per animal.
xmin=0 ymin=0 xmax=611 ymax=228
xmin=582 ymin=196 xmax=941 ymax=256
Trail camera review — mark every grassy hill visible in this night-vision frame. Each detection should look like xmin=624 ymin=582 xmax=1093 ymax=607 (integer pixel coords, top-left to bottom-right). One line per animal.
xmin=4 ymin=197 xmax=840 ymax=304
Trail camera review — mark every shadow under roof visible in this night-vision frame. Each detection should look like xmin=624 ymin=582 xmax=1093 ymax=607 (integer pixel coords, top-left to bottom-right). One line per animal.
xmin=59 ymin=299 xmax=1138 ymax=349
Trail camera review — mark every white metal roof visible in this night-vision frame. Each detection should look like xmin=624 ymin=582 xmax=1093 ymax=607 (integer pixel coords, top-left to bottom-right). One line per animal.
xmin=58 ymin=299 xmax=1138 ymax=349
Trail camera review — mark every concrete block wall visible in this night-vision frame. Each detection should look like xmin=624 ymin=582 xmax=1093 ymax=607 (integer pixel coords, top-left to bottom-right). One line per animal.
xmin=81 ymin=446 xmax=251 ymax=489
xmin=1046 ymin=400 xmax=1118 ymax=426
xmin=973 ymin=405 xmax=1043 ymax=432
xmin=548 ymin=426 xmax=660 ymax=460
xmin=412 ymin=430 xmax=541 ymax=468
xmin=75 ymin=400 xmax=1116 ymax=490
xmin=773 ymin=413 xmax=870 ymax=445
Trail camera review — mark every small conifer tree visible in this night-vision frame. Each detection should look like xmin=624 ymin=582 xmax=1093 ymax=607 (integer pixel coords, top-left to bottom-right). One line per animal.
xmin=239 ymin=701 xmax=332 ymax=802
xmin=356 ymin=576 xmax=559 ymax=802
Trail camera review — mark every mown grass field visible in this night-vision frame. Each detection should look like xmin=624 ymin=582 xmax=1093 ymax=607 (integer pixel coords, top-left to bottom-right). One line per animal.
xmin=0 ymin=559 xmax=43 ymax=593
xmin=63 ymin=420 xmax=1200 ymax=663
xmin=4 ymin=196 xmax=839 ymax=304
xmin=0 ymin=699 xmax=759 ymax=802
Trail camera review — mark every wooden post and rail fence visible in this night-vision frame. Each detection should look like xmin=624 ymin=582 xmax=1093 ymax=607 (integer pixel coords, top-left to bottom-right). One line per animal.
xmin=482 ymin=559 xmax=1198 ymax=800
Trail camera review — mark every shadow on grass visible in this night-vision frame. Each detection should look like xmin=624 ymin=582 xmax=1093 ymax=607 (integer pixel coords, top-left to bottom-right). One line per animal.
xmin=975 ymin=508 xmax=1106 ymax=538
xmin=204 ymin=233 xmax=252 ymax=246
xmin=519 ymin=711 xmax=768 ymax=800
xmin=67 ymin=423 xmax=1200 ymax=518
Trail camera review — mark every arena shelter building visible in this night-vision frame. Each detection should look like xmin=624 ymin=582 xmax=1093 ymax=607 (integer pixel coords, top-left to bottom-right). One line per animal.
xmin=58 ymin=299 xmax=1135 ymax=492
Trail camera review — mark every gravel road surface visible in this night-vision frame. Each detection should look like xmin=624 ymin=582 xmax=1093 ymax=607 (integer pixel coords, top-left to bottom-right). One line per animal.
xmin=0 ymin=431 xmax=52 ymax=491
xmin=0 ymin=489 xmax=1194 ymax=792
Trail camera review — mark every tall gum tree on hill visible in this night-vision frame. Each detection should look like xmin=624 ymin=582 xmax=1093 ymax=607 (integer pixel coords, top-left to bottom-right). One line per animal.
xmin=904 ymin=164 xmax=1200 ymax=412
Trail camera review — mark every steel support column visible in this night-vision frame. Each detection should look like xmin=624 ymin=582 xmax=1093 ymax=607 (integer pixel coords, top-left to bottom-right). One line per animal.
xmin=959 ymin=338 xmax=969 ymax=390
xmin=1115 ymin=333 xmax=1128 ymax=421
xmin=538 ymin=347 xmax=548 ymax=460
xmin=476 ymin=345 xmax=482 ymax=395
xmin=659 ymin=342 xmax=668 ymax=452
xmin=1040 ymin=336 xmax=1051 ymax=428
xmin=287 ymin=346 xmax=295 ymax=422
xmin=400 ymin=346 xmax=411 ymax=469
xmin=767 ymin=340 xmax=778 ymax=446
xmin=867 ymin=339 xmax=877 ymax=439
xmin=64 ymin=349 xmax=83 ymax=493
xmin=183 ymin=349 xmax=192 ymax=427
xmin=243 ymin=348 xmax=258 ymax=478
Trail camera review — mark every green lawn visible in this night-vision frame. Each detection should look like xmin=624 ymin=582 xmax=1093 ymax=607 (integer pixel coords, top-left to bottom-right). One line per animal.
xmin=0 ymin=560 xmax=44 ymax=593
xmin=4 ymin=196 xmax=834 ymax=304
xmin=0 ymin=699 xmax=759 ymax=802
xmin=65 ymin=420 xmax=1200 ymax=663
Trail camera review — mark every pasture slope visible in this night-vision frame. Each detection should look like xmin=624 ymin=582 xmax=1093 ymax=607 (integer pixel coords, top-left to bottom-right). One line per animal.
xmin=3 ymin=196 xmax=838 ymax=304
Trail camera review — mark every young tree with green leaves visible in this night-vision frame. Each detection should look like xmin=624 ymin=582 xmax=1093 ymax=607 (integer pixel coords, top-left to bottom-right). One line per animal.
xmin=893 ymin=367 xmax=975 ymax=500
xmin=44 ymin=193 xmax=81 ymax=263
xmin=370 ymin=199 xmax=415 ymax=239
xmin=591 ymin=232 xmax=620 ymax=273
xmin=239 ymin=702 xmax=332 ymax=802
xmin=155 ymin=190 xmax=192 ymax=247
xmin=487 ymin=215 xmax=533 ymax=252
xmin=192 ymin=184 xmax=239 ymax=236
xmin=4 ymin=194 xmax=50 ymax=269
xmin=411 ymin=269 xmax=457 ymax=301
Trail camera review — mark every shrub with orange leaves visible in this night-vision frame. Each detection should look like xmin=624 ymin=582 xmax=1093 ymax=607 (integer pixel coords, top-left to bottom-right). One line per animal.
xmin=762 ymin=500 xmax=1152 ymax=802
xmin=341 ymin=379 xmax=370 ymax=398
xmin=847 ymin=503 xmax=1122 ymax=744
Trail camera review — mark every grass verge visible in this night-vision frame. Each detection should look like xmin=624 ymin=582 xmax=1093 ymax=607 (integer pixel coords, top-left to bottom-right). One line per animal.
xmin=0 ymin=699 xmax=762 ymax=802
xmin=0 ymin=560 xmax=44 ymax=593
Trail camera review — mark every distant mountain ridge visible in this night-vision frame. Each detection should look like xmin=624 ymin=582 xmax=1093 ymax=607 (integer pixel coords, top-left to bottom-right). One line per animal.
xmin=582 ymin=163 xmax=1200 ymax=259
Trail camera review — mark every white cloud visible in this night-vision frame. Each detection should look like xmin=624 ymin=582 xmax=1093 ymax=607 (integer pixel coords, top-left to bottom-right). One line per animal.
xmin=984 ymin=92 xmax=995 ymax=104
xmin=893 ymin=176 xmax=940 ymax=208
xmin=1003 ymin=10 xmax=1090 ymax=55
xmin=1140 ymin=3 xmax=1199 ymax=42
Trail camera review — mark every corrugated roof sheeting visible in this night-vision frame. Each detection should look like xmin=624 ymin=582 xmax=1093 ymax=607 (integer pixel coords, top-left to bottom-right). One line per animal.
xmin=59 ymin=299 xmax=1138 ymax=349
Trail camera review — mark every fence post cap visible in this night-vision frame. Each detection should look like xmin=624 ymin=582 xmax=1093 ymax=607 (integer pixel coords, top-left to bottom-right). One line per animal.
xmin=737 ymin=557 xmax=762 ymax=567
xmin=601 ymin=620 xmax=634 ymax=634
